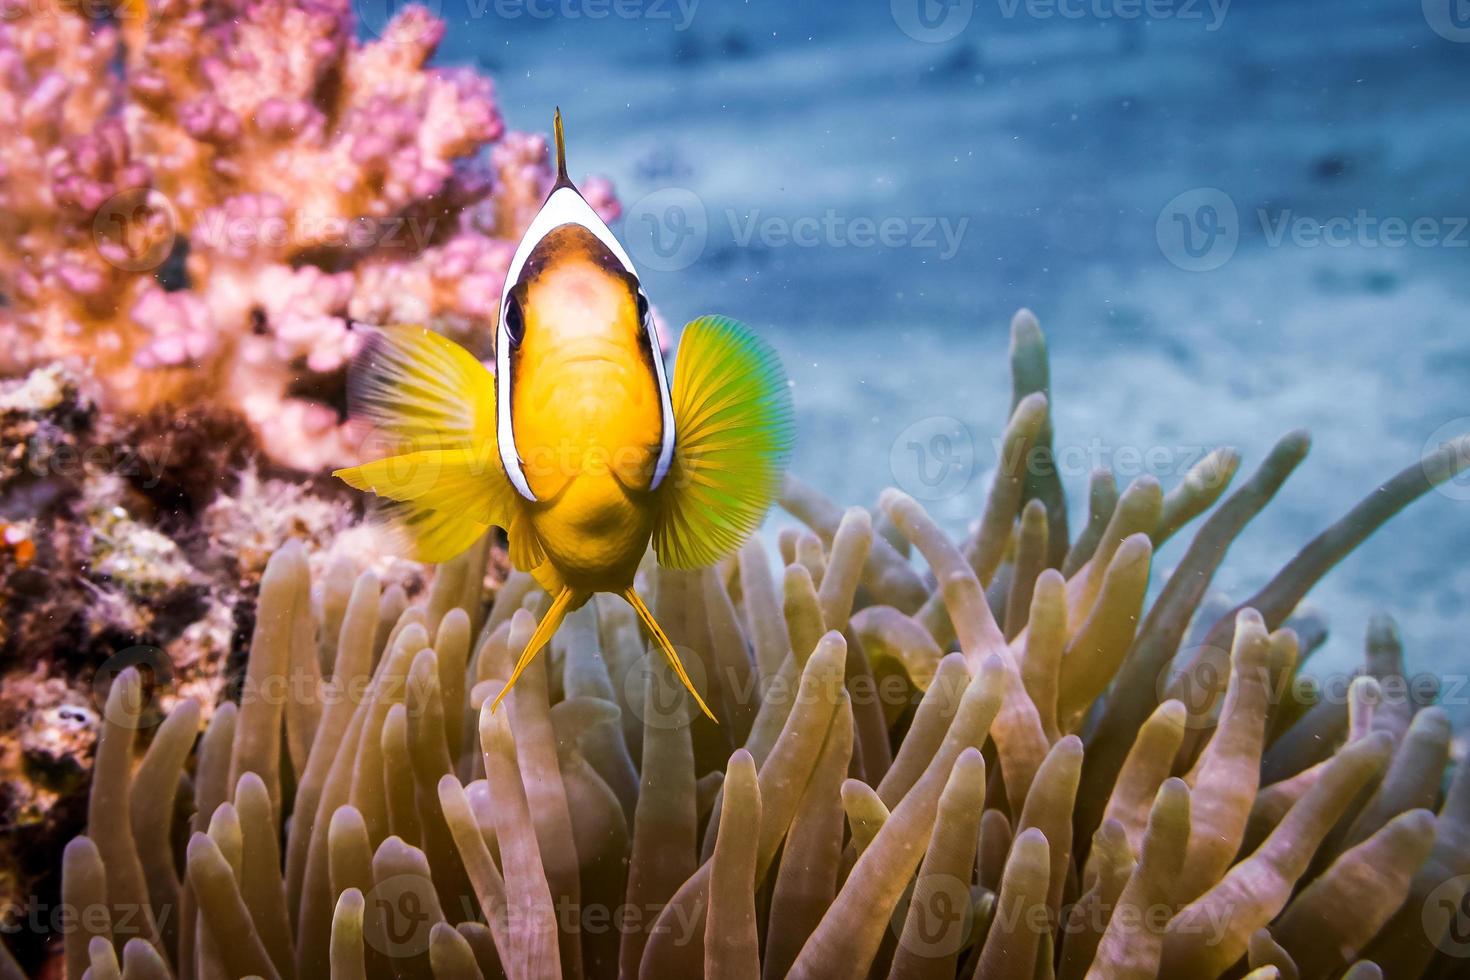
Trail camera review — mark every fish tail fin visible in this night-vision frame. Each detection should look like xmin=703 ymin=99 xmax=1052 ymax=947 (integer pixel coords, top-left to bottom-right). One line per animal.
xmin=490 ymin=585 xmax=580 ymax=714
xmin=622 ymin=586 xmax=717 ymax=723
xmin=652 ymin=315 xmax=795 ymax=569
xmin=332 ymin=325 xmax=515 ymax=563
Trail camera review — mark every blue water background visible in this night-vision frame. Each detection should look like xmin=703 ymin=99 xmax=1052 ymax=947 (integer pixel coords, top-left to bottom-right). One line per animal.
xmin=384 ymin=0 xmax=1470 ymax=716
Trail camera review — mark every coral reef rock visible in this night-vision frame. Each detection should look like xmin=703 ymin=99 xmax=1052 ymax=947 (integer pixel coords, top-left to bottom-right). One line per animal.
xmin=0 ymin=362 xmax=438 ymax=957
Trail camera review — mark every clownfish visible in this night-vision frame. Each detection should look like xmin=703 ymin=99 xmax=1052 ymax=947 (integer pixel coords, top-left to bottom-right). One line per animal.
xmin=334 ymin=110 xmax=794 ymax=721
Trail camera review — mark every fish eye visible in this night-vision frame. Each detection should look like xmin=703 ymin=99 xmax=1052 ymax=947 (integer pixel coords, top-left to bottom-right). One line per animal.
xmin=503 ymin=297 xmax=525 ymax=348
xmin=636 ymin=290 xmax=650 ymax=324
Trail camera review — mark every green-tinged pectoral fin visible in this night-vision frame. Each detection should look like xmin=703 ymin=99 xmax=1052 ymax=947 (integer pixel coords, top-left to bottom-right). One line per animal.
xmin=332 ymin=325 xmax=517 ymax=563
xmin=652 ymin=315 xmax=795 ymax=569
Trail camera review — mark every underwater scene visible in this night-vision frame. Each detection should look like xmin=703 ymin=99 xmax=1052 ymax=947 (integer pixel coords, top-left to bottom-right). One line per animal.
xmin=1 ymin=0 xmax=1468 ymax=976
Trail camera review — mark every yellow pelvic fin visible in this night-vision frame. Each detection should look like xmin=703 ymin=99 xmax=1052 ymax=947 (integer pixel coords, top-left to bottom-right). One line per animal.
xmin=507 ymin=507 xmax=547 ymax=573
xmin=490 ymin=585 xmax=580 ymax=714
xmin=622 ymin=587 xmax=717 ymax=723
xmin=528 ymin=560 xmax=565 ymax=596
xmin=653 ymin=315 xmax=795 ymax=569
xmin=506 ymin=509 xmax=567 ymax=594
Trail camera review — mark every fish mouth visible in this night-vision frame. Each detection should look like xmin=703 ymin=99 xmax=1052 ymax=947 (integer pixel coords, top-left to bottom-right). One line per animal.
xmin=559 ymin=351 xmax=623 ymax=369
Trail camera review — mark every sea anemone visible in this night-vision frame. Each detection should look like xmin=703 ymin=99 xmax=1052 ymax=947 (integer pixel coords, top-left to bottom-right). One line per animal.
xmin=16 ymin=312 xmax=1470 ymax=979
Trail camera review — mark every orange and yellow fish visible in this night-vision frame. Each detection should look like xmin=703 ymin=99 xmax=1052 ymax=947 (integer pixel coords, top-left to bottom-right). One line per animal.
xmin=334 ymin=110 xmax=794 ymax=721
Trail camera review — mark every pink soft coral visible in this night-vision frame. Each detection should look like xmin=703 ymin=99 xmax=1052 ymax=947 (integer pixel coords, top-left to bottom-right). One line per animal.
xmin=0 ymin=0 xmax=619 ymax=470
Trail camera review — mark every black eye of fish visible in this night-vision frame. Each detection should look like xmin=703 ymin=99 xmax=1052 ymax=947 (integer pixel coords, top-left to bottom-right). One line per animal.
xmin=503 ymin=297 xmax=525 ymax=348
xmin=636 ymin=291 xmax=650 ymax=324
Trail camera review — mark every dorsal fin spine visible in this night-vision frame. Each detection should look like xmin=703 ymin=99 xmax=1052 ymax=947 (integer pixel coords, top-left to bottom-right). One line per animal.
xmin=553 ymin=107 xmax=569 ymax=184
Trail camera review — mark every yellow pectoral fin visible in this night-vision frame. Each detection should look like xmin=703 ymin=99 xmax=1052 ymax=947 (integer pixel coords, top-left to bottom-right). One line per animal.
xmin=334 ymin=445 xmax=510 ymax=563
xmin=334 ymin=445 xmax=505 ymax=521
xmin=623 ymin=587 xmax=717 ymax=723
xmin=370 ymin=500 xmax=491 ymax=565
xmin=653 ymin=315 xmax=796 ymax=570
xmin=348 ymin=324 xmax=496 ymax=452
xmin=334 ymin=324 xmax=516 ymax=564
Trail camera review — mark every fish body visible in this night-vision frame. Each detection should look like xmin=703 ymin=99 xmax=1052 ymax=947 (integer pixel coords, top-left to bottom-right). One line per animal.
xmin=509 ymin=225 xmax=662 ymax=591
xmin=335 ymin=110 xmax=794 ymax=720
